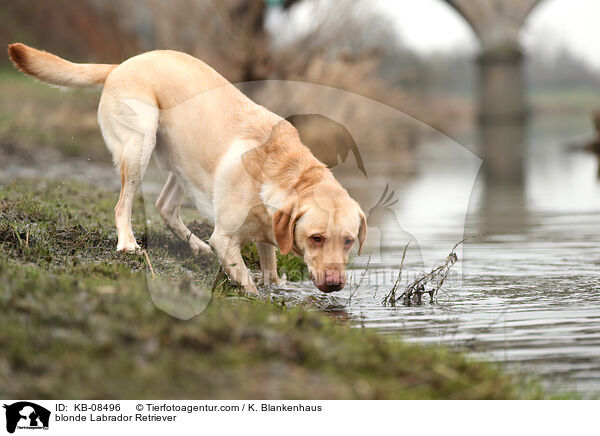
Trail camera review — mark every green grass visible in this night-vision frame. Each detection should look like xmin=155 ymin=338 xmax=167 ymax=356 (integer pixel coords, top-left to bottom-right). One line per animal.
xmin=1 ymin=263 xmax=543 ymax=399
xmin=0 ymin=178 xmax=551 ymax=399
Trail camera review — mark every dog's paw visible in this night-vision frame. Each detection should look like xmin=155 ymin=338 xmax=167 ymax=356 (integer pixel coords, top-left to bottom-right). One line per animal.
xmin=117 ymin=241 xmax=141 ymax=252
xmin=189 ymin=235 xmax=212 ymax=256
xmin=257 ymin=271 xmax=283 ymax=286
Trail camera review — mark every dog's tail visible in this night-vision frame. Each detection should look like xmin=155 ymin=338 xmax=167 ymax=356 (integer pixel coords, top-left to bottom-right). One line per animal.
xmin=7 ymin=43 xmax=116 ymax=88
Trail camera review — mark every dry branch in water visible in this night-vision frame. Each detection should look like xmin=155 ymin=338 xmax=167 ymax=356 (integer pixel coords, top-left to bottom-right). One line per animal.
xmin=382 ymin=235 xmax=478 ymax=306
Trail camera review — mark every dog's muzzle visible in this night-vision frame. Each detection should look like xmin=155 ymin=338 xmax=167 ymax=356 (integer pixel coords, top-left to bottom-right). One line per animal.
xmin=310 ymin=270 xmax=346 ymax=293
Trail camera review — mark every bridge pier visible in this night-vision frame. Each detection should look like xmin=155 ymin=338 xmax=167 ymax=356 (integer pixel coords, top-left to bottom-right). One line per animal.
xmin=478 ymin=45 xmax=527 ymax=183
xmin=445 ymin=0 xmax=541 ymax=183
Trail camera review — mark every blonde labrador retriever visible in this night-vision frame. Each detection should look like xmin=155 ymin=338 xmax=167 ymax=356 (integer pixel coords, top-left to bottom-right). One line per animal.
xmin=8 ymin=43 xmax=366 ymax=293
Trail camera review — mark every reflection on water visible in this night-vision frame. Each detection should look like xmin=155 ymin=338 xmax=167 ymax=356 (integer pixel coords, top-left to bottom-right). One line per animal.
xmin=274 ymin=119 xmax=600 ymax=397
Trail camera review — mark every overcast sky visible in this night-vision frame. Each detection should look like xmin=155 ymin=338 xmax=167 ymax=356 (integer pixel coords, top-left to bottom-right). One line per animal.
xmin=375 ymin=0 xmax=600 ymax=70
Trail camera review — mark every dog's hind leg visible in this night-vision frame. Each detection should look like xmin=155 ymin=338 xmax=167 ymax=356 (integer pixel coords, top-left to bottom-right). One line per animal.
xmin=99 ymin=97 xmax=159 ymax=252
xmin=155 ymin=173 xmax=211 ymax=255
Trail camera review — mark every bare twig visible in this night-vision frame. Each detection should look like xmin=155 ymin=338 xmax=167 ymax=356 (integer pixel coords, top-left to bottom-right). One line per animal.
xmin=142 ymin=250 xmax=156 ymax=279
xmin=347 ymin=255 xmax=371 ymax=307
xmin=383 ymin=235 xmax=478 ymax=306
xmin=11 ymin=224 xmax=23 ymax=248
xmin=211 ymin=267 xmax=225 ymax=292
xmin=382 ymin=241 xmax=410 ymax=305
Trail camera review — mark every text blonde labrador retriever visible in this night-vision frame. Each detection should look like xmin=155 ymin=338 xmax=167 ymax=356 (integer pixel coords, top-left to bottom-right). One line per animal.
xmin=8 ymin=43 xmax=366 ymax=293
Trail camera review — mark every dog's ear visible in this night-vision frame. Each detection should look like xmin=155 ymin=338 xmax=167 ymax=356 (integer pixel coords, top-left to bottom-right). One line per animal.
xmin=273 ymin=198 xmax=298 ymax=255
xmin=357 ymin=208 xmax=367 ymax=255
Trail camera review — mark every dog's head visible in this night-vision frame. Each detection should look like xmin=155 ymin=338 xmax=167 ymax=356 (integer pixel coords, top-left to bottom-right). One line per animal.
xmin=273 ymin=182 xmax=366 ymax=293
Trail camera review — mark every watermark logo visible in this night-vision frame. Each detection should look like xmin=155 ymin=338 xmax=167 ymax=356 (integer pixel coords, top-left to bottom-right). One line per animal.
xmin=3 ymin=402 xmax=50 ymax=434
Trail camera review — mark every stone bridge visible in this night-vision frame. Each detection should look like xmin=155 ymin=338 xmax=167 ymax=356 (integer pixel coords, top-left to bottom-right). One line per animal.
xmin=270 ymin=0 xmax=546 ymax=181
xmin=445 ymin=0 xmax=544 ymax=182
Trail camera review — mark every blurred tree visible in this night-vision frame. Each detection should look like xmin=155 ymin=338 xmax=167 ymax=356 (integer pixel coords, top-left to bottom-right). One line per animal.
xmin=136 ymin=0 xmax=301 ymax=82
xmin=0 ymin=0 xmax=138 ymax=63
xmin=0 ymin=0 xmax=488 ymax=152
xmin=526 ymin=47 xmax=600 ymax=91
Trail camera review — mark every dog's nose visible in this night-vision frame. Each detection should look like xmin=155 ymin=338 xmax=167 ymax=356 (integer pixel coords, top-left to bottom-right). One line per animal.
xmin=319 ymin=282 xmax=345 ymax=293
xmin=325 ymin=269 xmax=345 ymax=284
xmin=310 ymin=269 xmax=346 ymax=293
xmin=321 ymin=269 xmax=346 ymax=292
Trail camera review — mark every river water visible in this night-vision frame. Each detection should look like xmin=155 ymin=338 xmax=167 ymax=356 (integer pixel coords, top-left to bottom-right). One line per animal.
xmin=275 ymin=117 xmax=600 ymax=398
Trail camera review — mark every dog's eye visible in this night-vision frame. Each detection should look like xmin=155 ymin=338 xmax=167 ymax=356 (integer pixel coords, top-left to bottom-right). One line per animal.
xmin=344 ymin=238 xmax=354 ymax=246
xmin=310 ymin=235 xmax=323 ymax=244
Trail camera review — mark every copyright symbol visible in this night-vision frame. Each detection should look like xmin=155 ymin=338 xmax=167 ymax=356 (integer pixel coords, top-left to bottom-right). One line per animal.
xmin=136 ymin=404 xmax=143 ymax=411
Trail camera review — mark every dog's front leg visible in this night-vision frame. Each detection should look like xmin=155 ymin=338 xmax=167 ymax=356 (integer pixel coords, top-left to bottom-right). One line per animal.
xmin=209 ymin=230 xmax=258 ymax=294
xmin=257 ymin=242 xmax=279 ymax=285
